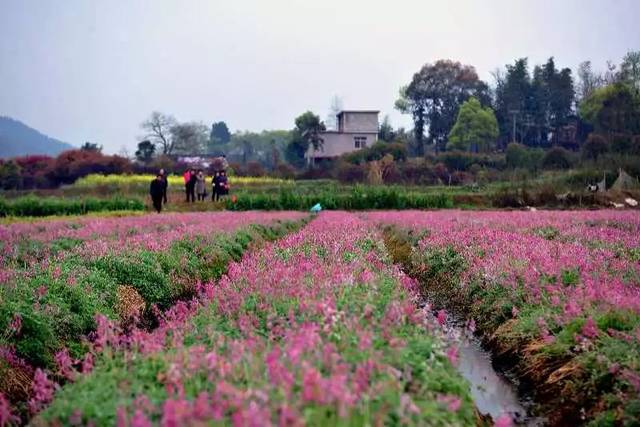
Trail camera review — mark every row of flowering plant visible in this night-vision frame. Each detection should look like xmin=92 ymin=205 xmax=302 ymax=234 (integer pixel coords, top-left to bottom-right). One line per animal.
xmin=367 ymin=210 xmax=640 ymax=425
xmin=36 ymin=212 xmax=476 ymax=426
xmin=0 ymin=211 xmax=306 ymax=423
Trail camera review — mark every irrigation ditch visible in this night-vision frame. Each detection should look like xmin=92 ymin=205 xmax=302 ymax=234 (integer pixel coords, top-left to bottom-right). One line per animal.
xmin=381 ymin=225 xmax=548 ymax=426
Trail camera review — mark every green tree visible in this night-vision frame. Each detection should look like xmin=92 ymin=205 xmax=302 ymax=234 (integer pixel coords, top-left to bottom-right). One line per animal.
xmin=285 ymin=111 xmax=326 ymax=168
xmin=578 ymin=83 xmax=640 ymax=135
xmin=495 ymin=57 xmax=574 ymax=147
xmin=0 ymin=160 xmax=23 ymax=189
xmin=396 ymin=60 xmax=490 ymax=155
xmin=135 ymin=140 xmax=156 ymax=163
xmin=378 ymin=115 xmax=396 ymax=142
xmin=209 ymin=121 xmax=231 ymax=147
xmin=505 ymin=142 xmax=528 ymax=169
xmin=447 ymin=97 xmax=498 ymax=153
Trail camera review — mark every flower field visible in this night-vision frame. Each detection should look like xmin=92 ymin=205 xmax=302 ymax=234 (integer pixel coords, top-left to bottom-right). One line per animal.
xmin=0 ymin=211 xmax=306 ymax=423
xmin=1 ymin=209 xmax=638 ymax=425
xmin=369 ymin=210 xmax=640 ymax=425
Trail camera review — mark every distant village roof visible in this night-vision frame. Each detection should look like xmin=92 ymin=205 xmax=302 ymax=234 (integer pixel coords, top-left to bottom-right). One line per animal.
xmin=336 ymin=110 xmax=380 ymax=116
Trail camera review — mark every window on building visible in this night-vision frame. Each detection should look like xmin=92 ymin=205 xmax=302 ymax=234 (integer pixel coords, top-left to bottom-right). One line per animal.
xmin=354 ymin=136 xmax=367 ymax=148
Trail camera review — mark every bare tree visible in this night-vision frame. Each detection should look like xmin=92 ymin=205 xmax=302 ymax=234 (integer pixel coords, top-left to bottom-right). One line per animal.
xmin=141 ymin=111 xmax=177 ymax=155
xmin=576 ymin=61 xmax=603 ymax=102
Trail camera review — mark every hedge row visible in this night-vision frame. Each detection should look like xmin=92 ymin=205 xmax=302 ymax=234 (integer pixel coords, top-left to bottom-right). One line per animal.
xmin=0 ymin=196 xmax=145 ymax=217
xmin=225 ymin=187 xmax=454 ymax=210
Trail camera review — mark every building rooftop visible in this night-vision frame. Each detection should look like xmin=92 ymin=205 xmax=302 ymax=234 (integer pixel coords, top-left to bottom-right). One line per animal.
xmin=336 ymin=110 xmax=380 ymax=116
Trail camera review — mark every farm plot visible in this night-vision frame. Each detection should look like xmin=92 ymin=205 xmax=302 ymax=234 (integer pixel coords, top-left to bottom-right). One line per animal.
xmin=34 ymin=212 xmax=477 ymax=426
xmin=0 ymin=211 xmax=306 ymax=422
xmin=369 ymin=210 xmax=640 ymax=425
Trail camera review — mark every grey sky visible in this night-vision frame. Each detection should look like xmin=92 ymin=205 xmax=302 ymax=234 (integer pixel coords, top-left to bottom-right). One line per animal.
xmin=1 ymin=0 xmax=638 ymax=154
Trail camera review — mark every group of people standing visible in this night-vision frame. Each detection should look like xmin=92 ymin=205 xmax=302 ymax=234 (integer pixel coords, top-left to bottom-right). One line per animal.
xmin=183 ymin=168 xmax=229 ymax=202
xmin=149 ymin=168 xmax=230 ymax=213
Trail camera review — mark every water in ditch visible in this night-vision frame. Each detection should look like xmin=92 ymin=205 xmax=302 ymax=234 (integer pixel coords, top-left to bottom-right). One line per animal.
xmin=455 ymin=332 xmax=544 ymax=426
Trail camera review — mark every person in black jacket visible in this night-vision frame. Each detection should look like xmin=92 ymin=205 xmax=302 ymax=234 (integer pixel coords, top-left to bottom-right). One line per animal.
xmin=218 ymin=170 xmax=229 ymax=198
xmin=149 ymin=174 xmax=165 ymax=213
xmin=187 ymin=168 xmax=197 ymax=203
xmin=159 ymin=168 xmax=168 ymax=204
xmin=212 ymin=171 xmax=221 ymax=201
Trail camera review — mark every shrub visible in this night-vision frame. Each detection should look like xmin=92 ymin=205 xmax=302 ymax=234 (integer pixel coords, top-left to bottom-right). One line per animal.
xmin=0 ymin=160 xmax=22 ymax=190
xmin=396 ymin=160 xmax=438 ymax=185
xmin=506 ymin=143 xmax=528 ymax=169
xmin=542 ymin=147 xmax=573 ymax=169
xmin=0 ymin=196 xmax=145 ymax=217
xmin=582 ymin=134 xmax=609 ymax=160
xmin=335 ymin=161 xmax=366 ymax=183
xmin=274 ymin=163 xmax=296 ymax=179
xmin=342 ymin=142 xmax=407 ymax=164
xmin=245 ymin=161 xmax=267 ymax=177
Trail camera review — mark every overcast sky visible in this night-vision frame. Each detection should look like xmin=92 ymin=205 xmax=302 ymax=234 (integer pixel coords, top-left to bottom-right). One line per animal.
xmin=1 ymin=0 xmax=639 ymax=153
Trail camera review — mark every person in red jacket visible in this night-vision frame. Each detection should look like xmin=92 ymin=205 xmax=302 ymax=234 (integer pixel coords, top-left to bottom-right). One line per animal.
xmin=183 ymin=169 xmax=191 ymax=202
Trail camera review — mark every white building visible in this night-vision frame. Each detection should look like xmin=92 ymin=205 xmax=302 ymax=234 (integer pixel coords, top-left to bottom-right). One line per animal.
xmin=306 ymin=110 xmax=379 ymax=164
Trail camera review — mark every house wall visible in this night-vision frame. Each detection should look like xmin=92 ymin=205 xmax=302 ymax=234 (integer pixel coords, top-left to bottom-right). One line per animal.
xmin=306 ymin=132 xmax=377 ymax=159
xmin=338 ymin=112 xmax=378 ymax=133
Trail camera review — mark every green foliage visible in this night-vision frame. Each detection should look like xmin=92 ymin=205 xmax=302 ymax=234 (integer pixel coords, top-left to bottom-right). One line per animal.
xmin=505 ymin=142 xmax=543 ymax=170
xmin=0 ymin=196 xmax=144 ymax=217
xmin=495 ymin=57 xmax=575 ymax=147
xmin=447 ymin=97 xmax=499 ymax=152
xmin=209 ymin=121 xmax=231 ymax=146
xmin=578 ymin=82 xmax=640 ymax=134
xmin=581 ymin=134 xmax=609 ymax=160
xmin=134 ymin=140 xmax=155 ymax=163
xmin=542 ymin=147 xmax=574 ymax=169
xmin=285 ymin=111 xmax=326 ymax=168
xmin=342 ymin=142 xmax=407 ymax=164
xmin=0 ymin=159 xmax=23 ymax=189
xmin=396 ymin=59 xmax=491 ymax=154
xmin=377 ymin=115 xmax=396 ymax=142
xmin=225 ymin=186 xmax=453 ymax=210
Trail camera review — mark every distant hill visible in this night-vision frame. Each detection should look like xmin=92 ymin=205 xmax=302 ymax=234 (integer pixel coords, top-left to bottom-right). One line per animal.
xmin=0 ymin=116 xmax=73 ymax=158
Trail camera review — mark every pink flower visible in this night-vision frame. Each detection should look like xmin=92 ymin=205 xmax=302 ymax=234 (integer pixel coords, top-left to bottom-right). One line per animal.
xmin=131 ymin=409 xmax=152 ymax=427
xmin=446 ymin=346 xmax=459 ymax=367
xmin=28 ymin=368 xmax=56 ymax=414
xmin=358 ymin=331 xmax=373 ymax=351
xmin=54 ymin=348 xmax=76 ymax=381
xmin=82 ymin=353 xmax=94 ymax=374
xmin=116 ymin=406 xmax=128 ymax=427
xmin=581 ymin=317 xmax=599 ymax=339
xmin=0 ymin=393 xmax=19 ymax=427
xmin=302 ymin=366 xmax=324 ymax=404
xmin=438 ymin=394 xmax=462 ymax=412
xmin=437 ymin=309 xmax=447 ymax=326
xmin=494 ymin=413 xmax=513 ymax=427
